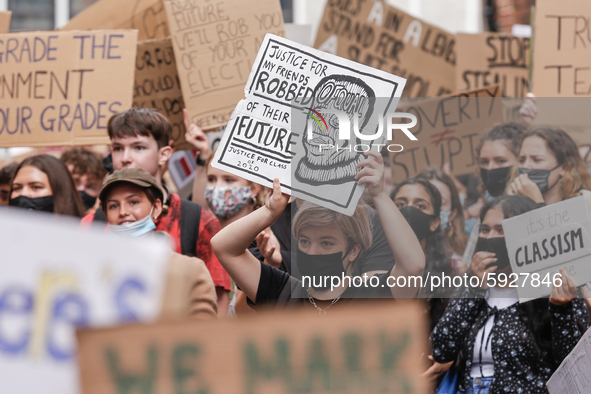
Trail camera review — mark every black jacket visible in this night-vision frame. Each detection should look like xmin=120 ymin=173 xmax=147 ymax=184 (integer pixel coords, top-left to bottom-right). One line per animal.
xmin=431 ymin=286 xmax=589 ymax=393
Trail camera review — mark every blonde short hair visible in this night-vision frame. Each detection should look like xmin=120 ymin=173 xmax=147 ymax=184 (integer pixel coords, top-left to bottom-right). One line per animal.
xmin=292 ymin=201 xmax=373 ymax=253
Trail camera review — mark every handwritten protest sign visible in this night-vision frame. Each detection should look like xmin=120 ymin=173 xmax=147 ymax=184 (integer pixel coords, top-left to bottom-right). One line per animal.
xmin=212 ymin=34 xmax=406 ymax=215
xmin=0 ymin=209 xmax=169 ymax=394
xmin=445 ymin=84 xmax=503 ymax=98
xmin=390 ymin=96 xmax=504 ymax=184
xmin=61 ymin=0 xmax=169 ymax=41
xmin=531 ymin=0 xmax=591 ymax=96
xmin=133 ymin=38 xmax=192 ymax=150
xmin=164 ymin=0 xmax=285 ymax=130
xmin=78 ymin=301 xmax=428 ymax=394
xmin=0 ymin=30 xmax=137 ymax=148
xmin=0 ymin=11 xmax=11 ymax=33
xmin=456 ymin=33 xmax=529 ymax=97
xmin=314 ymin=0 xmax=455 ymax=97
xmin=547 ymin=326 xmax=591 ymax=394
xmin=503 ymin=195 xmax=591 ymax=301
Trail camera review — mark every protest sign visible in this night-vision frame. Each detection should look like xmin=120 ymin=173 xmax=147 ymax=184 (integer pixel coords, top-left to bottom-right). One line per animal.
xmin=61 ymin=0 xmax=169 ymax=41
xmin=455 ymin=33 xmax=529 ymax=97
xmin=211 ymin=34 xmax=406 ymax=215
xmin=0 ymin=30 xmax=137 ymax=148
xmin=531 ymin=0 xmax=591 ymax=97
xmin=533 ymin=98 xmax=591 ymax=146
xmin=547 ymin=326 xmax=591 ymax=394
xmin=133 ymin=38 xmax=192 ymax=150
xmin=503 ymin=195 xmax=591 ymax=301
xmin=0 ymin=209 xmax=170 ymax=394
xmin=314 ymin=0 xmax=455 ymax=97
xmin=445 ymin=84 xmax=503 ymax=98
xmin=0 ymin=11 xmax=11 ymax=33
xmin=390 ymin=96 xmax=504 ymax=184
xmin=164 ymin=0 xmax=285 ymax=130
xmin=78 ymin=301 xmax=428 ymax=394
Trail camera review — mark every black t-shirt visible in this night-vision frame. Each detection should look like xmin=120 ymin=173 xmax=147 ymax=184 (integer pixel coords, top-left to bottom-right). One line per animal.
xmin=246 ymin=262 xmax=394 ymax=311
xmin=353 ymin=207 xmax=396 ymax=275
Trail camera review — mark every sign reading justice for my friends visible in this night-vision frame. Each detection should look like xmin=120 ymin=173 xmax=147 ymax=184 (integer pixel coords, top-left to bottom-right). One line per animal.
xmin=212 ymin=34 xmax=406 ymax=215
xmin=503 ymin=195 xmax=591 ymax=301
xmin=0 ymin=30 xmax=137 ymax=147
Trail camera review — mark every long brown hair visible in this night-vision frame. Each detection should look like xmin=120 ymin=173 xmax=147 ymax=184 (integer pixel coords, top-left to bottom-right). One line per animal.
xmin=418 ymin=166 xmax=467 ymax=255
xmin=11 ymin=155 xmax=85 ymax=218
xmin=516 ymin=126 xmax=591 ymax=199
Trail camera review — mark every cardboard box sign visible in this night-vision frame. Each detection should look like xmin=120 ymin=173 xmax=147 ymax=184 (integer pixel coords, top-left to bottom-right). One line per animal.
xmin=133 ymin=38 xmax=193 ymax=151
xmin=533 ymin=98 xmax=591 ymax=146
xmin=211 ymin=34 xmax=406 ymax=216
xmin=77 ymin=301 xmax=428 ymax=394
xmin=547 ymin=326 xmax=591 ymax=393
xmin=0 ymin=209 xmax=170 ymax=394
xmin=445 ymin=84 xmax=503 ymax=98
xmin=0 ymin=30 xmax=137 ymax=148
xmin=531 ymin=0 xmax=591 ymax=97
xmin=314 ymin=0 xmax=456 ymax=97
xmin=164 ymin=0 xmax=285 ymax=131
xmin=455 ymin=33 xmax=529 ymax=98
xmin=61 ymin=0 xmax=169 ymax=41
xmin=390 ymin=96 xmax=504 ymax=184
xmin=503 ymin=195 xmax=591 ymax=301
xmin=0 ymin=11 xmax=11 ymax=33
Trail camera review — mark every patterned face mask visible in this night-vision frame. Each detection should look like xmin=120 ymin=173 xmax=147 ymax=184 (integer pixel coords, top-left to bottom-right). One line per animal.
xmin=205 ymin=186 xmax=253 ymax=219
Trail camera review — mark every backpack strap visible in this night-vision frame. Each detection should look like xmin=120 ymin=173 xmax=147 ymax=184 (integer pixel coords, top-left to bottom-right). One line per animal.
xmin=180 ymin=199 xmax=202 ymax=257
xmin=92 ymin=206 xmax=107 ymax=223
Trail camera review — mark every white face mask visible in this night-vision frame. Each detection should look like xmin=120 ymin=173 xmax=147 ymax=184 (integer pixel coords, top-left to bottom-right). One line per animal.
xmin=109 ymin=207 xmax=156 ymax=237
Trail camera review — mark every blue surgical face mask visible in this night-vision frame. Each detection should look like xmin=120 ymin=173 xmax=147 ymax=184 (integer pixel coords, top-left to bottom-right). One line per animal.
xmin=109 ymin=208 xmax=156 ymax=237
xmin=439 ymin=209 xmax=451 ymax=229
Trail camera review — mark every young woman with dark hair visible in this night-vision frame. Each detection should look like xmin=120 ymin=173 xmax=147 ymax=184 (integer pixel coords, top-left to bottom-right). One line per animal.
xmin=391 ymin=177 xmax=453 ymax=299
xmin=10 ymin=155 xmax=85 ymax=218
xmin=463 ymin=123 xmax=525 ymax=263
xmin=418 ymin=167 xmax=469 ymax=276
xmin=431 ymin=195 xmax=589 ymax=394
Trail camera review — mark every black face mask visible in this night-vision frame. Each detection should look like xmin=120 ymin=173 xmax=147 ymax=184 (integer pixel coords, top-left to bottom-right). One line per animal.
xmin=399 ymin=206 xmax=437 ymax=241
xmin=517 ymin=164 xmax=562 ymax=195
xmin=9 ymin=195 xmax=54 ymax=213
xmin=79 ymin=191 xmax=97 ymax=210
xmin=296 ymin=248 xmax=350 ymax=291
xmin=480 ymin=166 xmax=512 ymax=197
xmin=475 ymin=237 xmax=511 ymax=270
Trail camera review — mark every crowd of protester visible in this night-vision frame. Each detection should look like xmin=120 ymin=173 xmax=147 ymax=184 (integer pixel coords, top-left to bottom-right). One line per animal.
xmin=3 ymin=95 xmax=591 ymax=394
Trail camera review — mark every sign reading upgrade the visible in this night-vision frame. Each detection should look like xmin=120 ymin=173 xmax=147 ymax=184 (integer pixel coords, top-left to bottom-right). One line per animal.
xmin=503 ymin=196 xmax=591 ymax=301
xmin=0 ymin=30 xmax=137 ymax=147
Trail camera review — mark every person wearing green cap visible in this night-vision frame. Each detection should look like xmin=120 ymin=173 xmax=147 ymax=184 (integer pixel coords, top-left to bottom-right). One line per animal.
xmin=99 ymin=167 xmax=218 ymax=319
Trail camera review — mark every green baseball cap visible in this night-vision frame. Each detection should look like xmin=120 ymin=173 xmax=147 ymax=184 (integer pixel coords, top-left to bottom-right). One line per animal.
xmin=99 ymin=168 xmax=165 ymax=202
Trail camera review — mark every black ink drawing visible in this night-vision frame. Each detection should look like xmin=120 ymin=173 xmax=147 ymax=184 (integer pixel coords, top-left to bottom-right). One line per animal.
xmin=295 ymin=75 xmax=376 ymax=186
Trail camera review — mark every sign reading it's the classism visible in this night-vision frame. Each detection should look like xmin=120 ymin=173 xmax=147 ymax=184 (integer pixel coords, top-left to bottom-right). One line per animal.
xmin=503 ymin=195 xmax=591 ymax=301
